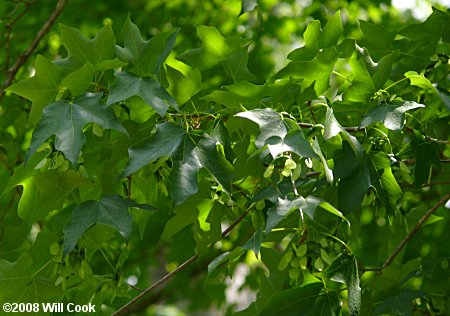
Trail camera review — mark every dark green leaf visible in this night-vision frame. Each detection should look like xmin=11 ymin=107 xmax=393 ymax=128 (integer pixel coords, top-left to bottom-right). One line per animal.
xmin=26 ymin=93 xmax=128 ymax=166
xmin=259 ymin=282 xmax=323 ymax=316
xmin=116 ymin=15 xmax=178 ymax=76
xmin=266 ymin=197 xmax=306 ymax=232
xmin=242 ymin=228 xmax=263 ymax=257
xmin=63 ymin=195 xmax=153 ymax=256
xmin=324 ymin=252 xmax=361 ymax=316
xmin=107 ymin=71 xmax=177 ymax=116
xmin=56 ymin=24 xmax=118 ymax=71
xmin=361 ymin=101 xmax=425 ymax=130
xmin=122 ymin=122 xmax=186 ymax=177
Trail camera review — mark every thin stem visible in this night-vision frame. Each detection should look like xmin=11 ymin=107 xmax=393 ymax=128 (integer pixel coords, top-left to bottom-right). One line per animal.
xmin=0 ymin=0 xmax=67 ymax=101
xmin=384 ymin=77 xmax=408 ymax=91
xmin=362 ymin=193 xmax=450 ymax=272
xmin=112 ymin=203 xmax=256 ymax=316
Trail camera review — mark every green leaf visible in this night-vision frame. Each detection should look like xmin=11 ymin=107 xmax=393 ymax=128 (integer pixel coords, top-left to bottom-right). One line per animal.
xmin=6 ymin=55 xmax=62 ymax=126
xmin=169 ymin=136 xmax=201 ymax=206
xmin=368 ymin=152 xmax=402 ymax=214
xmin=61 ymin=62 xmax=94 ymax=96
xmin=18 ymin=170 xmax=84 ymax=224
xmin=404 ymin=71 xmax=439 ymax=95
xmin=259 ymin=282 xmax=323 ymax=316
xmin=122 ymin=122 xmax=186 ymax=177
xmin=236 ymin=108 xmax=286 ymax=148
xmin=266 ymin=197 xmax=306 ymax=232
xmin=313 ymin=292 xmax=341 ymax=316
xmin=166 ymin=66 xmax=202 ymax=105
xmin=311 ymin=138 xmax=333 ymax=183
xmin=343 ymin=45 xmax=394 ymax=102
xmin=288 ymin=11 xmax=343 ymax=61
xmin=334 ymin=142 xmax=371 ymax=213
xmin=303 ymin=196 xmax=350 ymax=226
xmin=324 ymin=107 xmax=362 ymax=157
xmin=324 ymin=252 xmax=361 ymax=316
xmin=63 ymin=195 xmax=153 ymax=256
xmin=361 ymin=101 xmax=425 ymax=130
xmin=277 ymin=47 xmax=339 ymax=95
xmin=266 ymin=129 xmax=317 ymax=159
xmin=194 ymin=137 xmax=234 ymax=194
xmin=359 ymin=20 xmax=396 ymax=60
xmin=178 ymin=26 xmax=253 ymax=79
xmin=26 ymin=93 xmax=128 ymax=166
xmin=116 ymin=15 xmax=178 ymax=77
xmin=0 ymin=253 xmax=61 ymax=303
xmin=57 ymin=24 xmax=117 ymax=71
xmin=242 ymin=228 xmax=263 ymax=257
xmin=107 ymin=71 xmax=177 ymax=116
xmin=413 ymin=141 xmax=441 ymax=186
xmin=208 ymin=252 xmax=231 ymax=275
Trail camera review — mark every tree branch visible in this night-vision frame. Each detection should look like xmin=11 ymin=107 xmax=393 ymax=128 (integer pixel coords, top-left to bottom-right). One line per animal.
xmin=363 ymin=193 xmax=450 ymax=272
xmin=112 ymin=203 xmax=256 ymax=316
xmin=0 ymin=0 xmax=67 ymax=102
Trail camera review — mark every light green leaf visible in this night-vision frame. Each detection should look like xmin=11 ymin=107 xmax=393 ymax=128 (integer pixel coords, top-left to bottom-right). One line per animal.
xmin=368 ymin=152 xmax=402 ymax=214
xmin=405 ymin=71 xmax=439 ymax=95
xmin=266 ymin=129 xmax=317 ymax=159
xmin=288 ymin=11 xmax=342 ymax=61
xmin=26 ymin=93 xmax=128 ymax=166
xmin=63 ymin=195 xmax=154 ymax=256
xmin=6 ymin=55 xmax=62 ymax=126
xmin=61 ymin=62 xmax=94 ymax=96
xmin=107 ymin=71 xmax=177 ymax=116
xmin=277 ymin=47 xmax=339 ymax=95
xmin=344 ymin=46 xmax=394 ymax=102
xmin=311 ymin=138 xmax=333 ymax=183
xmin=166 ymin=66 xmax=202 ymax=105
xmin=18 ymin=170 xmax=84 ymax=224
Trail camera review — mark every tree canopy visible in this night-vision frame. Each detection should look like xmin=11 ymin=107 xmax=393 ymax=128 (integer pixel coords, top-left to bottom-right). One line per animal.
xmin=0 ymin=0 xmax=449 ymax=315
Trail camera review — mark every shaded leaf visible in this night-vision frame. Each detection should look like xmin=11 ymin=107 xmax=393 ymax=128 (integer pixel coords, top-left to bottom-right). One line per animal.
xmin=63 ymin=195 xmax=154 ymax=256
xmin=116 ymin=15 xmax=178 ymax=77
xmin=26 ymin=93 xmax=128 ymax=166
xmin=259 ymin=282 xmax=323 ymax=316
xmin=242 ymin=228 xmax=263 ymax=257
xmin=324 ymin=252 xmax=361 ymax=316
xmin=57 ymin=24 xmax=118 ymax=71
xmin=107 ymin=71 xmax=177 ymax=116
xmin=122 ymin=122 xmax=186 ymax=177
xmin=361 ymin=101 xmax=425 ymax=130
xmin=266 ymin=197 xmax=306 ymax=232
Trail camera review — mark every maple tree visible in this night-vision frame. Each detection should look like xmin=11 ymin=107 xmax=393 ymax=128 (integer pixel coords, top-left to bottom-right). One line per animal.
xmin=0 ymin=0 xmax=449 ymax=315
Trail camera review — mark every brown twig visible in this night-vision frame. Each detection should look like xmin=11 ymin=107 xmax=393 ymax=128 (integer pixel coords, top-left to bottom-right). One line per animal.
xmin=0 ymin=0 xmax=67 ymax=102
xmin=363 ymin=193 xmax=450 ymax=272
xmin=112 ymin=203 xmax=255 ymax=316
